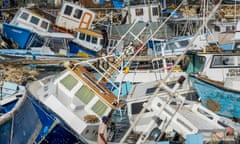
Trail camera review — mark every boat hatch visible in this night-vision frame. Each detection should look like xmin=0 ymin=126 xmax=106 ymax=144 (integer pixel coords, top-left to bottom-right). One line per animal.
xmin=91 ymin=100 xmax=108 ymax=117
xmin=75 ymin=85 xmax=95 ymax=105
xmin=60 ymin=74 xmax=78 ymax=91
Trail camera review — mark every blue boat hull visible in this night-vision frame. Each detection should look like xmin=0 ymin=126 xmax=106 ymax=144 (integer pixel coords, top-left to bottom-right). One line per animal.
xmin=28 ymin=95 xmax=86 ymax=144
xmin=0 ymin=97 xmax=42 ymax=144
xmin=0 ymin=49 xmax=88 ymax=59
xmin=2 ymin=23 xmax=34 ymax=49
xmin=69 ymin=41 xmax=98 ymax=57
xmin=190 ymin=76 xmax=240 ymax=119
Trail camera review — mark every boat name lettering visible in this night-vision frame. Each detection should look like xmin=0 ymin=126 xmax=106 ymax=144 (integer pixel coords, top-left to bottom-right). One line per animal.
xmin=227 ymin=69 xmax=240 ymax=77
xmin=12 ymin=29 xmax=23 ymax=34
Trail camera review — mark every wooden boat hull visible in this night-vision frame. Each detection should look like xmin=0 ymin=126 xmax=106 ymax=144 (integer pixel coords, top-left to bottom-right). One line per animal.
xmin=190 ymin=75 xmax=240 ymax=119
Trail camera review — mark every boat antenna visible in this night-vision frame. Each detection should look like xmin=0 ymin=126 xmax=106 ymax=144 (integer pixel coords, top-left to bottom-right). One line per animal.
xmin=119 ymin=0 xmax=223 ymax=143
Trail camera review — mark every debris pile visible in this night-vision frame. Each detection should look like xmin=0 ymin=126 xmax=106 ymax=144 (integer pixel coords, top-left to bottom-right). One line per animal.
xmin=0 ymin=64 xmax=39 ymax=85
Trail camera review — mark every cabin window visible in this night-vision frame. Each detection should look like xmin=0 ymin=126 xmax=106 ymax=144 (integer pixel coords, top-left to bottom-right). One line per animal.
xmin=135 ymin=8 xmax=143 ymax=16
xmin=30 ymin=16 xmax=40 ymax=25
xmin=234 ymin=42 xmax=240 ymax=50
xmin=49 ymin=38 xmax=65 ymax=52
xmin=109 ymin=40 xmax=117 ymax=47
xmin=114 ymin=40 xmax=117 ymax=46
xmin=214 ymin=25 xmax=220 ymax=32
xmin=40 ymin=21 xmax=49 ymax=30
xmin=146 ymin=87 xmax=157 ymax=95
xmin=86 ymin=35 xmax=91 ymax=42
xmin=20 ymin=12 xmax=29 ymax=20
xmin=178 ymin=40 xmax=189 ymax=47
xmin=64 ymin=5 xmax=73 ymax=16
xmin=109 ymin=40 xmax=113 ymax=47
xmin=100 ymin=39 xmax=104 ymax=45
xmin=60 ymin=74 xmax=78 ymax=91
xmin=166 ymin=42 xmax=177 ymax=50
xmin=211 ymin=55 xmax=236 ymax=68
xmin=91 ymin=100 xmax=108 ymax=117
xmin=92 ymin=37 xmax=98 ymax=44
xmin=79 ymin=33 xmax=85 ymax=40
xmin=131 ymin=101 xmax=149 ymax=115
xmin=73 ymin=9 xmax=83 ymax=19
xmin=75 ymin=85 xmax=94 ymax=104
xmin=152 ymin=7 xmax=159 ymax=16
xmin=226 ymin=26 xmax=235 ymax=32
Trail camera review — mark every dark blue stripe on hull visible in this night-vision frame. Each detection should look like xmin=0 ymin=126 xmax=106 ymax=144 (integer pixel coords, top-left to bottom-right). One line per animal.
xmin=29 ymin=95 xmax=86 ymax=144
xmin=2 ymin=23 xmax=33 ymax=49
xmin=69 ymin=41 xmax=98 ymax=57
xmin=0 ymin=97 xmax=41 ymax=144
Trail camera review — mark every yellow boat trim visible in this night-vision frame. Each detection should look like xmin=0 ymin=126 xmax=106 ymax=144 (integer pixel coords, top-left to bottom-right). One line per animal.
xmin=79 ymin=12 xmax=93 ymax=29
xmin=77 ymin=52 xmax=89 ymax=58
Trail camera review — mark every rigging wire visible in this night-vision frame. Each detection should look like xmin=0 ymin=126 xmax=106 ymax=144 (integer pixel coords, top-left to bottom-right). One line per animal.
xmin=119 ymin=0 xmax=223 ymax=143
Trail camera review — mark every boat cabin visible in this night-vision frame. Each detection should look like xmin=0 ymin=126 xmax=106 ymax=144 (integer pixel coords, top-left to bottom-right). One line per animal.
xmin=121 ymin=3 xmax=161 ymax=24
xmin=54 ymin=1 xmax=95 ymax=32
xmin=212 ymin=21 xmax=236 ymax=33
xmin=147 ymin=34 xmax=207 ymax=56
xmin=29 ymin=31 xmax=75 ymax=57
xmin=70 ymin=28 xmax=123 ymax=56
xmin=10 ymin=8 xmax=51 ymax=32
xmin=186 ymin=51 xmax=240 ymax=82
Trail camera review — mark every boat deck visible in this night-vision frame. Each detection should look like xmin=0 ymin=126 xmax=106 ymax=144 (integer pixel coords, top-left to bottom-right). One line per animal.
xmin=68 ymin=61 xmax=123 ymax=109
xmin=178 ymin=106 xmax=224 ymax=132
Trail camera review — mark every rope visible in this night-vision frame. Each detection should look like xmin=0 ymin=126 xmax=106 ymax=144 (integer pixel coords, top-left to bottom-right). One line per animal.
xmin=119 ymin=0 xmax=223 ymax=143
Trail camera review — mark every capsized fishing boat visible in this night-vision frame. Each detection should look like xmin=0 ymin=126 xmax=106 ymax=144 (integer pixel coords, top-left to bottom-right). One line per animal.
xmin=0 ymin=1 xmax=100 ymax=59
xmin=1 ymin=7 xmax=51 ymax=49
xmin=187 ymin=21 xmax=240 ymax=119
xmin=187 ymin=47 xmax=240 ymax=119
xmin=124 ymin=75 xmax=240 ymax=143
xmin=53 ymin=1 xmax=95 ymax=33
xmin=147 ymin=33 xmax=208 ymax=56
xmin=0 ymin=80 xmax=79 ymax=144
xmin=0 ymin=80 xmax=42 ymax=144
xmin=0 ymin=31 xmax=85 ymax=59
xmin=69 ymin=28 xmax=123 ymax=57
xmin=27 ymin=60 xmax=126 ymax=143
xmin=119 ymin=0 xmax=166 ymax=24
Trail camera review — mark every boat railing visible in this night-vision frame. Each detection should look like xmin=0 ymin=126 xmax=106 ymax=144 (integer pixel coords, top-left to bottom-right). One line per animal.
xmin=73 ymin=56 xmax=121 ymax=92
xmin=0 ymin=81 xmax=25 ymax=101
